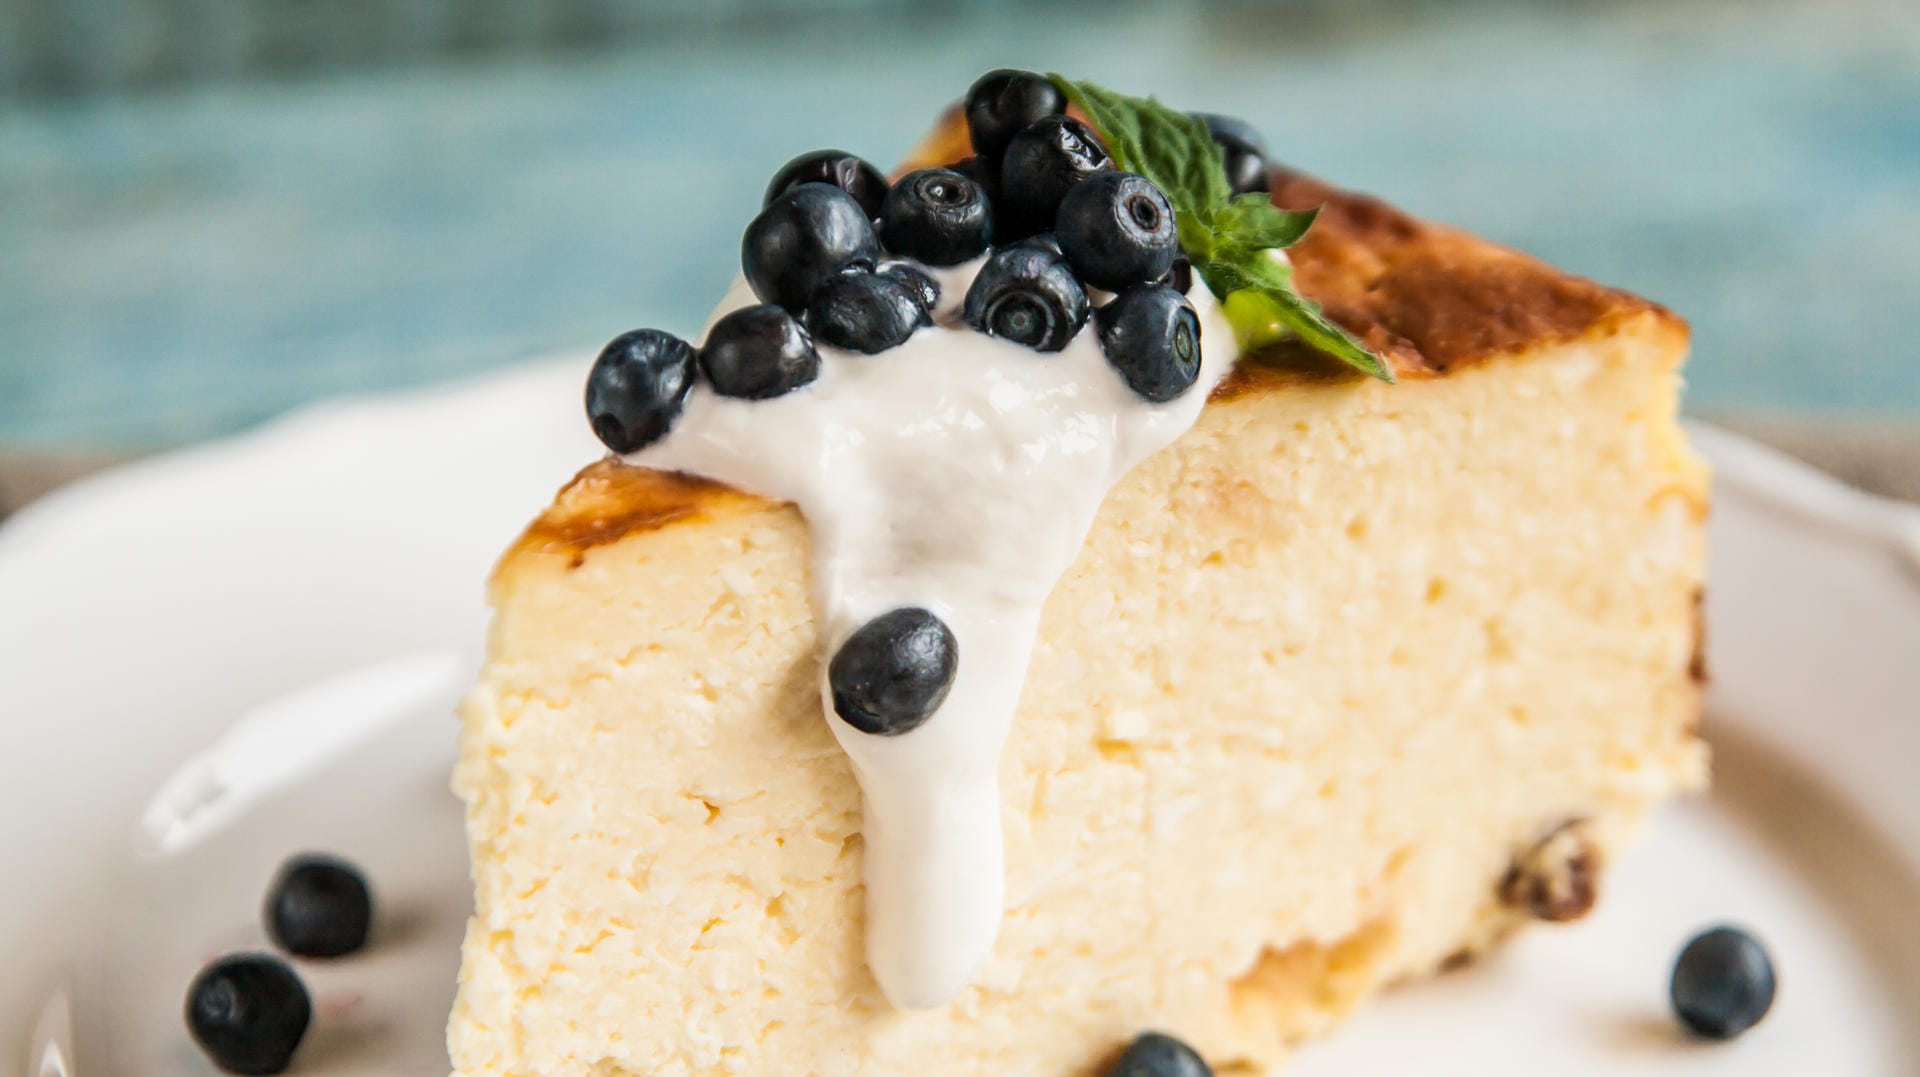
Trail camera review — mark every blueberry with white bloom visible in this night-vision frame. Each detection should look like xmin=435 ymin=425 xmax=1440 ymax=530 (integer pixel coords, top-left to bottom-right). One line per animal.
xmin=1055 ymin=171 xmax=1179 ymax=291
xmin=699 ymin=305 xmax=820 ymax=400
xmin=881 ymin=168 xmax=994 ymax=267
xmin=807 ymin=270 xmax=930 ymax=355
xmin=586 ymin=328 xmax=696 ymax=453
xmin=743 ymin=183 xmax=881 ymax=314
xmin=764 ymin=150 xmax=890 ymax=218
xmin=1096 ymin=284 xmax=1202 ymax=403
xmin=962 ymin=241 xmax=1088 ymax=352
xmin=829 ymin=608 xmax=959 ymax=736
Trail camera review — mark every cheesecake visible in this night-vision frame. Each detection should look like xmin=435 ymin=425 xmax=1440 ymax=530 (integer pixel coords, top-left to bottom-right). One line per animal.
xmin=450 ymin=75 xmax=1707 ymax=1077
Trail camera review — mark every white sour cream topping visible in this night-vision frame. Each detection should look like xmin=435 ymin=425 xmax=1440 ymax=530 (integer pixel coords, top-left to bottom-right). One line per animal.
xmin=627 ymin=257 xmax=1240 ymax=1009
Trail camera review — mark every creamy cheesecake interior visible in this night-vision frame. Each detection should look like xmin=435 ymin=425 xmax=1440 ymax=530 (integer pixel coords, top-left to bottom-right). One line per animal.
xmin=449 ymin=158 xmax=1708 ymax=1076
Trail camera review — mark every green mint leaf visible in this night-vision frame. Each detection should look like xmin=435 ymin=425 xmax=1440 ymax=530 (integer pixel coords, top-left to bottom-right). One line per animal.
xmin=1174 ymin=208 xmax=1219 ymax=263
xmin=1197 ymin=252 xmax=1392 ymax=381
xmin=1205 ymin=257 xmax=1394 ymax=383
xmin=1048 ymin=75 xmax=1230 ymax=215
xmin=1214 ymin=194 xmax=1318 ymax=254
xmin=1254 ymin=289 xmax=1394 ymax=381
xmin=1051 ymin=74 xmax=1393 ymax=383
xmin=1196 ymin=250 xmax=1291 ymax=297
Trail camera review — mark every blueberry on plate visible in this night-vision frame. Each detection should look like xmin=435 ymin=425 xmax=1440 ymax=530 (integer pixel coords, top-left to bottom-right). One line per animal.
xmin=743 ymin=183 xmax=881 ymax=313
xmin=585 ymin=328 xmax=696 ymax=453
xmin=265 ymin=853 xmax=373 ymax=958
xmin=699 ymin=304 xmax=820 ymax=399
xmin=964 ymin=68 xmax=1066 ymax=160
xmin=829 ymin=607 xmax=959 ymax=736
xmin=878 ymin=260 xmax=940 ymax=312
xmin=1104 ymin=1031 xmax=1212 ymax=1077
xmin=880 ymin=168 xmax=994 ymax=267
xmin=963 ymin=241 xmax=1088 ymax=352
xmin=1670 ymin=925 xmax=1776 ymax=1040
xmin=1055 ymin=171 xmax=1179 ymax=291
xmin=1096 ymin=284 xmax=1202 ymax=403
xmin=1193 ymin=112 xmax=1270 ymax=195
xmin=807 ymin=270 xmax=929 ymax=354
xmin=185 ymin=954 xmax=312 ymax=1076
xmin=997 ymin=115 xmax=1111 ymax=239
xmin=763 ymin=149 xmax=890 ymax=219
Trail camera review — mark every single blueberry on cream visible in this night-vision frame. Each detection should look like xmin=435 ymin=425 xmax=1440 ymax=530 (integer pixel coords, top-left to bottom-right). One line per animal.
xmin=1056 ymin=170 xmax=1180 ymax=290
xmin=697 ymin=304 xmax=820 ymax=400
xmin=880 ymin=167 xmax=996 ymax=267
xmin=963 ymin=239 xmax=1089 ymax=352
xmin=742 ymin=182 xmax=882 ymax=315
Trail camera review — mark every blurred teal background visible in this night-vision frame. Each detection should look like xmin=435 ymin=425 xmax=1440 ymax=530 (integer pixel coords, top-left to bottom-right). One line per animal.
xmin=1 ymin=0 xmax=1916 ymax=449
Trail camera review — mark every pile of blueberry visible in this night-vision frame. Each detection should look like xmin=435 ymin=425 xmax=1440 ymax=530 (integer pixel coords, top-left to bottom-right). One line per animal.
xmin=584 ymin=68 xmax=1279 ymax=457
xmin=184 ymin=854 xmax=375 ymax=1075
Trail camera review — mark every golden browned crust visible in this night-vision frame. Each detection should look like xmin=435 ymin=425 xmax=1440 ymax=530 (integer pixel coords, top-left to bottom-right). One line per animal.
xmin=1232 ymin=169 xmax=1676 ymax=385
xmin=504 ymin=464 xmax=770 ymax=568
xmin=515 ymin=109 xmax=1684 ymax=563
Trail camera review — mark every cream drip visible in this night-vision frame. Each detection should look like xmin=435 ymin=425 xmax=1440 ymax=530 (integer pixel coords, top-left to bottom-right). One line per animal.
xmin=628 ymin=258 xmax=1240 ymax=1008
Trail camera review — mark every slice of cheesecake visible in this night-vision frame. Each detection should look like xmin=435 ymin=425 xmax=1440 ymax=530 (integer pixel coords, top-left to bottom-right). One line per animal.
xmin=449 ymin=136 xmax=1707 ymax=1074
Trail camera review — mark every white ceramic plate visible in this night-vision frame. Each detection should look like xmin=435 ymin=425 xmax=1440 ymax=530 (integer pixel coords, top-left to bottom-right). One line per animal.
xmin=2 ymin=361 xmax=1916 ymax=1076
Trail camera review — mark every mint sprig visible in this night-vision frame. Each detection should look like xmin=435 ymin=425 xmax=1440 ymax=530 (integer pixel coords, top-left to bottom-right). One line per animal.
xmin=1049 ymin=75 xmax=1394 ymax=383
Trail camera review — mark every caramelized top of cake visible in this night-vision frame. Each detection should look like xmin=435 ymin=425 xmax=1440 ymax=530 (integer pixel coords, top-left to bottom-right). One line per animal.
xmin=1216 ymin=167 xmax=1675 ymax=396
xmin=510 ymin=110 xmax=1683 ymax=564
xmin=510 ymin=465 xmax=761 ymax=567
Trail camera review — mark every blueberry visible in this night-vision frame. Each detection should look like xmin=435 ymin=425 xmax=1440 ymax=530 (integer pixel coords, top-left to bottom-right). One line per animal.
xmin=1670 ymin=926 xmax=1776 ymax=1040
xmin=998 ymin=115 xmax=1111 ymax=239
xmin=699 ymin=304 xmax=820 ymax=400
xmin=1194 ymin=112 xmax=1267 ymax=155
xmin=1011 ymin=231 xmax=1063 ymax=258
xmin=1194 ymin=112 xmax=1270 ymax=196
xmin=878 ymin=260 xmax=940 ymax=312
xmin=743 ymin=183 xmax=881 ymax=313
xmin=764 ymin=150 xmax=889 ymax=219
xmin=1166 ymin=255 xmax=1193 ymax=295
xmin=1055 ymin=171 xmax=1179 ymax=291
xmin=963 ymin=241 xmax=1088 ymax=352
xmin=950 ymin=155 xmax=1000 ymax=201
xmin=1097 ymin=284 xmax=1202 ymax=403
xmin=265 ymin=853 xmax=373 ymax=958
xmin=807 ymin=270 xmax=929 ymax=354
xmin=964 ymin=69 xmax=1065 ymax=160
xmin=1104 ymin=1032 xmax=1212 ymax=1077
xmin=585 ymin=328 xmax=696 ymax=453
xmin=880 ymin=168 xmax=994 ymax=266
xmin=185 ymin=954 xmax=311 ymax=1075
xmin=829 ymin=608 xmax=958 ymax=736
